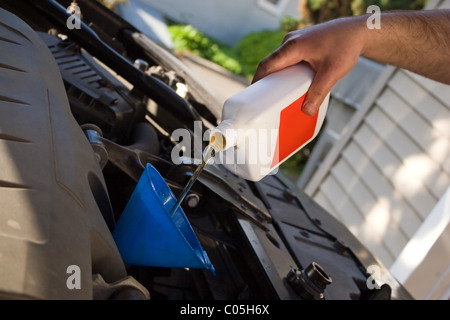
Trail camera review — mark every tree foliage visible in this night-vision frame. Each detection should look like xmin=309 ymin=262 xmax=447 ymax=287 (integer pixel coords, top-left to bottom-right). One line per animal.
xmin=300 ymin=0 xmax=429 ymax=24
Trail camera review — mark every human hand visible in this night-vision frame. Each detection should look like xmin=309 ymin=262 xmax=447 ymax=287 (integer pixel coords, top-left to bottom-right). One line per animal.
xmin=252 ymin=16 xmax=367 ymax=116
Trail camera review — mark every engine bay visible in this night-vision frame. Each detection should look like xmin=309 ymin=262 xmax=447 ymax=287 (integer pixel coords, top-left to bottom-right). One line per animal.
xmin=0 ymin=0 xmax=413 ymax=300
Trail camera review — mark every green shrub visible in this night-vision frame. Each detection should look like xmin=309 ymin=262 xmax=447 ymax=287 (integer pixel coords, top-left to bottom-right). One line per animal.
xmin=168 ymin=24 xmax=287 ymax=80
xmin=351 ymin=0 xmax=428 ymax=15
xmin=168 ymin=25 xmax=242 ymax=74
xmin=233 ymin=30 xmax=285 ymax=79
xmin=280 ymin=16 xmax=300 ymax=32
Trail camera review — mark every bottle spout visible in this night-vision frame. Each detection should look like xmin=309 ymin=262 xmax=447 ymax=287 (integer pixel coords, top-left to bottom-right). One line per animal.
xmin=209 ymin=119 xmax=237 ymax=152
xmin=209 ymin=132 xmax=226 ymax=153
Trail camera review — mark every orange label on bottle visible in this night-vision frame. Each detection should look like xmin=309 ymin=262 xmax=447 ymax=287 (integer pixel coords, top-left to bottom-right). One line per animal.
xmin=270 ymin=93 xmax=319 ymax=169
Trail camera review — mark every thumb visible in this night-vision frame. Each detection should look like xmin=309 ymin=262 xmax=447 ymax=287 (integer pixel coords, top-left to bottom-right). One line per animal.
xmin=302 ymin=68 xmax=336 ymax=116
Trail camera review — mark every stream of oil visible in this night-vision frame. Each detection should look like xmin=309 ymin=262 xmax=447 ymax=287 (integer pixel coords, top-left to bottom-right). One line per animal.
xmin=169 ymin=144 xmax=216 ymax=217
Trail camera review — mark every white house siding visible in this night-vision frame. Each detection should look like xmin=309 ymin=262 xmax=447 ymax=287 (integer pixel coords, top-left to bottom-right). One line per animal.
xmin=296 ymin=57 xmax=385 ymax=190
xmin=302 ymin=0 xmax=450 ymax=299
xmin=137 ymin=0 xmax=300 ymax=45
xmin=405 ymin=223 xmax=450 ymax=299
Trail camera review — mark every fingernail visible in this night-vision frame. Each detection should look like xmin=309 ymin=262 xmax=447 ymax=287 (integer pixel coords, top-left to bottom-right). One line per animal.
xmin=302 ymin=101 xmax=317 ymax=116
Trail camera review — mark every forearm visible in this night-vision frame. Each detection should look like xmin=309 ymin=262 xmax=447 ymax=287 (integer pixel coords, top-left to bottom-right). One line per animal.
xmin=360 ymin=10 xmax=450 ymax=84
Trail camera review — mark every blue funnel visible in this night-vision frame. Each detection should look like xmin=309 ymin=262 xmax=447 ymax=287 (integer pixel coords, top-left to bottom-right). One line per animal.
xmin=112 ymin=163 xmax=215 ymax=274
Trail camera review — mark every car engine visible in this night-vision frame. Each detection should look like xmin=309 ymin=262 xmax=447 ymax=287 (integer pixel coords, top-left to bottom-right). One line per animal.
xmin=0 ymin=0 xmax=413 ymax=301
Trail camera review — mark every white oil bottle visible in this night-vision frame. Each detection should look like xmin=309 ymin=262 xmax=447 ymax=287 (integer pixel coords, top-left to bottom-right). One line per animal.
xmin=208 ymin=62 xmax=330 ymax=182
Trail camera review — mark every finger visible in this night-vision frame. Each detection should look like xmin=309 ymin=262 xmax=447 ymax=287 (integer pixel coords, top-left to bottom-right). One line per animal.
xmin=302 ymin=68 xmax=337 ymax=116
xmin=252 ymin=38 xmax=305 ymax=84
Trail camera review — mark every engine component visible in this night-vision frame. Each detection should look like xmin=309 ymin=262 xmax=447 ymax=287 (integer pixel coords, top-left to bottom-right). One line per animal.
xmin=92 ymin=274 xmax=150 ymax=300
xmin=39 ymin=32 xmax=145 ymax=142
xmin=28 ymin=0 xmax=202 ymax=130
xmin=81 ymin=124 xmax=109 ymax=169
xmin=133 ymin=58 xmax=149 ymax=72
xmin=0 ymin=7 xmax=148 ymax=299
xmin=286 ymin=262 xmax=332 ymax=300
xmin=184 ymin=193 xmax=201 ymax=209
